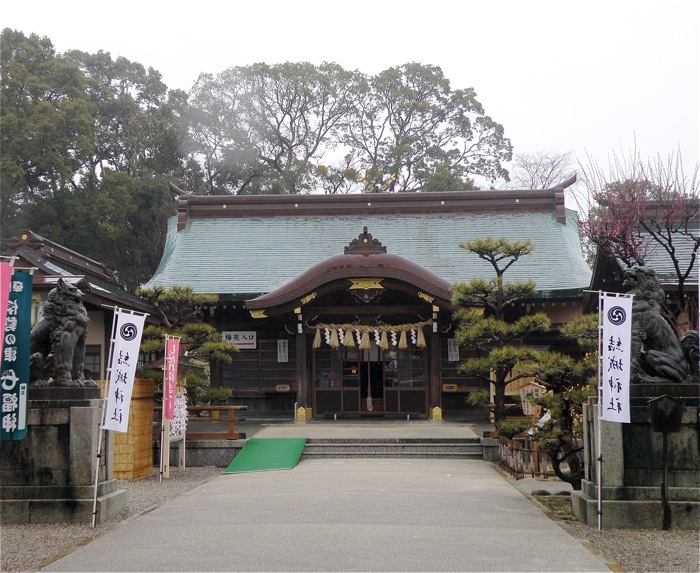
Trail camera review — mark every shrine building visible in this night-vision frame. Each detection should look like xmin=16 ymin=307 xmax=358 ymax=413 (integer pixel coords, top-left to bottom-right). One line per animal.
xmin=5 ymin=230 xmax=156 ymax=381
xmin=143 ymin=180 xmax=591 ymax=420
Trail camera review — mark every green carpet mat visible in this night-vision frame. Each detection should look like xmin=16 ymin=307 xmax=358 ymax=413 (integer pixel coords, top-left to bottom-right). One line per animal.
xmin=224 ymin=437 xmax=306 ymax=473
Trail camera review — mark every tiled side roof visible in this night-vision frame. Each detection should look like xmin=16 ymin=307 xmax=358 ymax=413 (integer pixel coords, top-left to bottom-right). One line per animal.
xmin=7 ymin=229 xmax=118 ymax=283
xmin=10 ymin=245 xmax=153 ymax=314
xmin=143 ymin=208 xmax=591 ymax=298
xmin=642 ymin=231 xmax=698 ymax=286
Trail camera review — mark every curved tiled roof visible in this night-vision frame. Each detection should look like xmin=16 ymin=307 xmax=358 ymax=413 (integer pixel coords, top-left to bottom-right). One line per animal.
xmin=143 ymin=189 xmax=592 ymax=299
xmin=247 ymin=251 xmax=454 ymax=310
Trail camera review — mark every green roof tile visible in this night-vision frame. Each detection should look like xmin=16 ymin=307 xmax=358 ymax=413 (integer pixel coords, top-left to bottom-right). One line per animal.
xmin=143 ymin=208 xmax=591 ymax=297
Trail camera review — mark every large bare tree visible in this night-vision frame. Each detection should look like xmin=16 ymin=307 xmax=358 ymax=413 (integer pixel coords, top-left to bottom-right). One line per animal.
xmin=507 ymin=150 xmax=575 ymax=189
xmin=186 ymin=63 xmax=363 ymax=195
xmin=341 ymin=63 xmax=512 ymax=192
xmin=186 ymin=62 xmax=513 ymax=195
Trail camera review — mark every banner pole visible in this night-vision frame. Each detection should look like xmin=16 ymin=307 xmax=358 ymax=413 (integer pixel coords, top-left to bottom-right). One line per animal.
xmin=160 ymin=335 xmax=167 ymax=482
xmin=92 ymin=307 xmax=121 ymax=528
xmin=161 ymin=335 xmax=181 ymax=479
xmin=159 ymin=427 xmax=164 ymax=482
xmin=597 ymin=291 xmax=604 ymax=531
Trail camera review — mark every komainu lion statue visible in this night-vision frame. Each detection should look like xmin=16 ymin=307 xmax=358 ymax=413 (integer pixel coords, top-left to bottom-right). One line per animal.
xmin=30 ymin=278 xmax=95 ymax=387
xmin=680 ymin=330 xmax=699 ymax=384
xmin=622 ymin=266 xmax=696 ymax=384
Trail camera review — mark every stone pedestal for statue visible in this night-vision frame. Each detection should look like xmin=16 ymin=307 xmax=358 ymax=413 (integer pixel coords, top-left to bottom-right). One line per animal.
xmin=0 ymin=387 xmax=126 ymax=524
xmin=571 ymin=384 xmax=699 ymax=529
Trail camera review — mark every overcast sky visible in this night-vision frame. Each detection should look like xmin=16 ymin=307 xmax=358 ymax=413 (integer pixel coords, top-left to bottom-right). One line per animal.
xmin=3 ymin=0 xmax=699 ymax=193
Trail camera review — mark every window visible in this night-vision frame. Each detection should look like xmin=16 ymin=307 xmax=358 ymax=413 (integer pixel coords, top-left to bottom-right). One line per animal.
xmin=221 ymin=339 xmax=296 ymax=392
xmin=315 ymin=347 xmax=343 ymax=387
xmin=441 ymin=341 xmax=482 ymax=391
xmin=84 ymin=345 xmax=102 ymax=380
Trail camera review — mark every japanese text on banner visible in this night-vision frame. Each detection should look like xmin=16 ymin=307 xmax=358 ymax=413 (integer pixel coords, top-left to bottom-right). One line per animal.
xmin=601 ymin=295 xmax=633 ymax=423
xmin=103 ymin=310 xmax=146 ymax=433
xmin=164 ymin=337 xmax=180 ymax=420
xmin=1 ymin=271 xmax=32 ymax=441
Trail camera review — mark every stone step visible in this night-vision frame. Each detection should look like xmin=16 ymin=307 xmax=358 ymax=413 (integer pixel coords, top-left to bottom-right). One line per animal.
xmin=301 ymin=439 xmax=483 ymax=459
xmin=305 ymin=438 xmax=480 ymax=444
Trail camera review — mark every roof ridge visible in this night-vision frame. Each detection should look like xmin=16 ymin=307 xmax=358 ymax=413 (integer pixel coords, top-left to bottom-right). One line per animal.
xmin=8 ymin=229 xmax=118 ymax=283
xmin=172 ymin=188 xmax=569 ymax=230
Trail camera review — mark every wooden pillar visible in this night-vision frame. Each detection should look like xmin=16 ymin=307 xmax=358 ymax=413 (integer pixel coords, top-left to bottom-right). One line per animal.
xmin=429 ymin=331 xmax=442 ymax=410
xmin=295 ymin=332 xmax=308 ymax=409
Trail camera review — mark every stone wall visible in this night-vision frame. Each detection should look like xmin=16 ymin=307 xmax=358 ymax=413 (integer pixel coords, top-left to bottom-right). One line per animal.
xmin=572 ymin=385 xmax=699 ymax=530
xmin=0 ymin=388 xmax=126 ymax=524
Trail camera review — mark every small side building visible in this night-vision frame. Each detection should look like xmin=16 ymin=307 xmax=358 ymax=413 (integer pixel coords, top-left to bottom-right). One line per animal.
xmin=143 ymin=183 xmax=592 ymax=420
xmin=4 ymin=229 xmax=155 ymax=380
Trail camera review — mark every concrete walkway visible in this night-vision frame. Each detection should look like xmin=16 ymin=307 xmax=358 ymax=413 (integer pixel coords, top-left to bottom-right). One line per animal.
xmin=43 ymin=457 xmax=606 ymax=572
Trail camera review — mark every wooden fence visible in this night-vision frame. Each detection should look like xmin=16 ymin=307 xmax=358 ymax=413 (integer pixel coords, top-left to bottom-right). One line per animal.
xmin=153 ymin=404 xmax=247 ymax=440
xmin=498 ymin=435 xmax=585 ymax=481
xmin=498 ymin=435 xmax=551 ymax=480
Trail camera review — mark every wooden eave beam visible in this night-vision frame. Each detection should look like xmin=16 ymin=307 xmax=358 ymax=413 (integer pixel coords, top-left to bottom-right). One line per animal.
xmin=172 ymin=188 xmax=570 ymax=229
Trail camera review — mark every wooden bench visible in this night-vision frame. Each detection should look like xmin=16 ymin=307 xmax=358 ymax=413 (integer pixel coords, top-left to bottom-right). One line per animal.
xmin=153 ymin=405 xmax=247 ymax=440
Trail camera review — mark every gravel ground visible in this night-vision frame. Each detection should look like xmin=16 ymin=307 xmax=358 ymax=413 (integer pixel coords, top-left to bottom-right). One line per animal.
xmin=1 ymin=467 xmax=698 ymax=573
xmin=1 ymin=467 xmax=221 ymax=573
xmin=533 ymin=495 xmax=699 ymax=573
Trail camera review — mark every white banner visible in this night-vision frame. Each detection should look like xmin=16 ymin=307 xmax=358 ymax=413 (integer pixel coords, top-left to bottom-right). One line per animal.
xmin=601 ymin=294 xmax=633 ymax=423
xmin=103 ymin=310 xmax=147 ymax=433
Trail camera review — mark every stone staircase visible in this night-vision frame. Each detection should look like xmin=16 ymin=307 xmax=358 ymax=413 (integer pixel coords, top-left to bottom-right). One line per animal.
xmin=301 ymin=437 xmax=483 ymax=459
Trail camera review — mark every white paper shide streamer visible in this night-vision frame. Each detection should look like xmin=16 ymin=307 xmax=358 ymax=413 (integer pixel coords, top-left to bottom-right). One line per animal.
xmin=169 ymin=393 xmax=188 ymax=437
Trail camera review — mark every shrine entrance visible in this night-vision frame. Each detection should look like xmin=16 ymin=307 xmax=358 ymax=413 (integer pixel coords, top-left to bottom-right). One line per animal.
xmin=360 ymin=357 xmax=384 ymax=413
xmin=313 ymin=341 xmax=427 ymax=417
xmin=243 ymin=228 xmax=454 ymax=420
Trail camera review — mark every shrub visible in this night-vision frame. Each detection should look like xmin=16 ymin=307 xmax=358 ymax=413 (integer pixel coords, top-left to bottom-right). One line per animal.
xmin=496 ymin=418 xmax=531 ymax=438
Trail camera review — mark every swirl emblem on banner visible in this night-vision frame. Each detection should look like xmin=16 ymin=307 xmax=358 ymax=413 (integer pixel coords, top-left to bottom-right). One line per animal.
xmin=607 ymin=306 xmax=627 ymax=326
xmin=120 ymin=322 xmax=139 ymax=341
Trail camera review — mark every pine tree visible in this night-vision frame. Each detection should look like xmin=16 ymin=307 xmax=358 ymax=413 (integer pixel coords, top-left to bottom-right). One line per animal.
xmin=137 ymin=286 xmax=238 ymax=404
xmin=453 ymin=237 xmax=551 ymax=424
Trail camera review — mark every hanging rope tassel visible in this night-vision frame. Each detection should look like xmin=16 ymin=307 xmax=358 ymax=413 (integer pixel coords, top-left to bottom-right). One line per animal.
xmin=329 ymin=328 xmax=339 ymax=348
xmin=311 ymin=320 xmax=431 ymax=349
xmin=380 ymin=331 xmax=389 ymax=350
xmin=360 ymin=330 xmax=371 ymax=349
xmin=416 ymin=327 xmax=426 ymax=348
xmin=343 ymin=330 xmax=355 ymax=347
